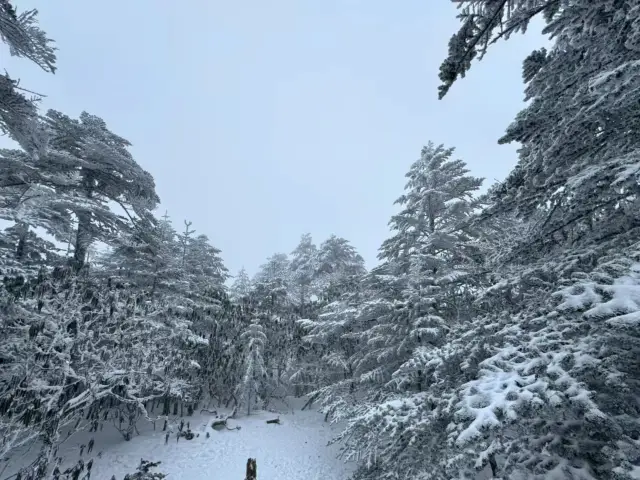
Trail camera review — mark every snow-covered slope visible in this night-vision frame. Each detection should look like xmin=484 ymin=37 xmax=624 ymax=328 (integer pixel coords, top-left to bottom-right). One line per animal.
xmin=3 ymin=400 xmax=353 ymax=479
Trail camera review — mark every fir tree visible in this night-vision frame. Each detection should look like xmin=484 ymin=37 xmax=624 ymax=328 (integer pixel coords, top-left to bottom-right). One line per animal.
xmin=229 ymin=267 xmax=252 ymax=303
xmin=237 ymin=317 xmax=268 ymax=416
xmin=289 ymin=233 xmax=318 ymax=312
xmin=314 ymin=234 xmax=366 ymax=302
xmin=42 ymin=110 xmax=160 ymax=270
xmin=0 ymin=0 xmax=56 ymax=153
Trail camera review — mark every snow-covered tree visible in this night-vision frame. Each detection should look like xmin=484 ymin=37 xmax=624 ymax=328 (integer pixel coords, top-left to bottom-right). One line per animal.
xmin=379 ymin=142 xmax=483 ymax=276
xmin=440 ymin=0 xmax=640 ymax=251
xmin=229 ymin=267 xmax=252 ymax=303
xmin=0 ymin=1 xmax=55 ymax=154
xmin=237 ymin=317 xmax=268 ymax=415
xmin=289 ymin=233 xmax=318 ymax=311
xmin=198 ymin=301 xmax=248 ymax=408
xmin=306 ymin=144 xmax=487 ymax=479
xmin=183 ymin=233 xmax=228 ymax=293
xmin=315 ymin=235 xmax=366 ymax=302
xmin=296 ymin=271 xmax=373 ymax=415
xmin=99 ymin=213 xmax=179 ymax=295
xmin=42 ymin=110 xmax=159 ymax=270
xmin=0 ymin=222 xmax=62 ymax=279
xmin=419 ymin=3 xmax=640 ymax=478
xmin=253 ymin=253 xmax=291 ymax=309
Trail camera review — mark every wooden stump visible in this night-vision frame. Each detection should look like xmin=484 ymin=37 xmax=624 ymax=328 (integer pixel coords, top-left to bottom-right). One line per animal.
xmin=245 ymin=458 xmax=257 ymax=480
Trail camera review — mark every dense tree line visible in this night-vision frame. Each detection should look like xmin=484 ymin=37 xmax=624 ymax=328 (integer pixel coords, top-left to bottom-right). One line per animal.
xmin=1 ymin=1 xmax=639 ymax=479
xmin=296 ymin=2 xmax=640 ymax=479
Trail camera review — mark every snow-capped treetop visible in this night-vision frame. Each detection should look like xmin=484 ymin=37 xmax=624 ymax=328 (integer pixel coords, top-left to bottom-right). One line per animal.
xmin=230 ymin=267 xmax=252 ymax=301
xmin=41 ymin=110 xmax=160 ymax=269
xmin=316 ymin=235 xmax=365 ymax=278
xmin=379 ymin=142 xmax=483 ymax=276
xmin=184 ymin=233 xmax=229 ymax=289
xmin=290 ymin=233 xmax=318 ymax=305
xmin=254 ymin=253 xmax=291 ymax=284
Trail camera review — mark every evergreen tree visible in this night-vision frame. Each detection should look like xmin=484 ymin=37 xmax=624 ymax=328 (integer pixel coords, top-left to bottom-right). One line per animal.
xmin=0 ymin=0 xmax=56 ymax=153
xmin=0 ymin=222 xmax=62 ymax=276
xmin=379 ymin=142 xmax=483 ymax=277
xmin=355 ymin=142 xmax=483 ymax=392
xmin=237 ymin=317 xmax=268 ymax=416
xmin=229 ymin=267 xmax=252 ymax=303
xmin=315 ymin=234 xmax=366 ymax=302
xmin=310 ymin=144 xmax=487 ymax=479
xmin=425 ymin=3 xmax=640 ymax=478
xmin=439 ymin=0 xmax=640 ymax=250
xmin=252 ymin=253 xmax=292 ymax=320
xmin=183 ymin=233 xmax=228 ymax=293
xmin=42 ymin=110 xmax=159 ymax=270
xmin=290 ymin=233 xmax=318 ymax=312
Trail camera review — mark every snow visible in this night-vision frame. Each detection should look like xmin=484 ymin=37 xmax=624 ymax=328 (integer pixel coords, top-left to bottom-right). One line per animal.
xmin=3 ymin=398 xmax=354 ymax=480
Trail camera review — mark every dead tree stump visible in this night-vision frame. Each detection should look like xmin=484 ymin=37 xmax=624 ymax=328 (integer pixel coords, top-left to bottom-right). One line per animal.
xmin=245 ymin=458 xmax=257 ymax=480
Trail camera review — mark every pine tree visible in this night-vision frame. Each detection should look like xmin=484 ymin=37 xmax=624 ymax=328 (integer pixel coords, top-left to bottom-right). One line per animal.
xmin=99 ymin=213 xmax=179 ymax=296
xmin=314 ymin=235 xmax=366 ymax=302
xmin=428 ymin=3 xmax=640 ymax=478
xmin=42 ymin=110 xmax=159 ymax=270
xmin=183 ymin=233 xmax=228 ymax=293
xmin=0 ymin=222 xmax=62 ymax=276
xmin=252 ymin=253 xmax=297 ymax=395
xmin=440 ymin=1 xmax=640 ymax=251
xmin=297 ymin=271 xmax=370 ymax=418
xmin=379 ymin=142 xmax=483 ymax=276
xmin=229 ymin=267 xmax=252 ymax=303
xmin=290 ymin=233 xmax=318 ymax=312
xmin=311 ymin=144 xmax=487 ymax=479
xmin=237 ymin=317 xmax=268 ymax=416
xmin=0 ymin=0 xmax=56 ymax=153
xmin=252 ymin=253 xmax=292 ymax=321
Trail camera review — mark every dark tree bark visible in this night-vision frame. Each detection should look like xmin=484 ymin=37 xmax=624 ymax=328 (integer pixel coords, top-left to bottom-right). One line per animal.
xmin=245 ymin=458 xmax=256 ymax=480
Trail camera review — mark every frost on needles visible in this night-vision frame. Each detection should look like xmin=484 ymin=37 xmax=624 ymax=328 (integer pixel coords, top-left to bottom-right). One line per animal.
xmin=1 ymin=1 xmax=640 ymax=479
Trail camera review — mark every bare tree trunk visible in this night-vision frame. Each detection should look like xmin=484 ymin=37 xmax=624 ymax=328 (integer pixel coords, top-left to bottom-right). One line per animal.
xmin=14 ymin=221 xmax=29 ymax=261
xmin=245 ymin=458 xmax=257 ymax=480
xmin=124 ymin=404 xmax=139 ymax=441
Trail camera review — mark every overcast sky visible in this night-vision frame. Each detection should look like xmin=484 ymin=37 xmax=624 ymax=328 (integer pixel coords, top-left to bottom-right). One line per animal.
xmin=1 ymin=0 xmax=547 ymax=277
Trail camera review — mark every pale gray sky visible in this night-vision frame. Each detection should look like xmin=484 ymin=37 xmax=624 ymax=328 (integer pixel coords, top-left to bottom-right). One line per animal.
xmin=1 ymin=0 xmax=546 ymax=276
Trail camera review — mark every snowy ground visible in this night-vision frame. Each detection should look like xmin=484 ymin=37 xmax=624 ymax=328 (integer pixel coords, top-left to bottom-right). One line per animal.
xmin=2 ymin=398 xmax=354 ymax=480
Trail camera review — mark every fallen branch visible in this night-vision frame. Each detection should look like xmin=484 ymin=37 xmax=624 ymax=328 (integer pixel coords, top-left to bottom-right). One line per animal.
xmin=301 ymin=393 xmax=319 ymax=411
xmin=266 ymin=418 xmax=280 ymax=425
xmin=211 ymin=408 xmax=241 ymax=431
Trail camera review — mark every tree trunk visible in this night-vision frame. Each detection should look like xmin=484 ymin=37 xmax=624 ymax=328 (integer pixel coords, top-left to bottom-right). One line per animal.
xmin=73 ymin=211 xmax=92 ymax=271
xmin=245 ymin=458 xmax=257 ymax=480
xmin=14 ymin=221 xmax=29 ymax=261
xmin=124 ymin=404 xmax=138 ymax=441
xmin=162 ymin=394 xmax=170 ymax=416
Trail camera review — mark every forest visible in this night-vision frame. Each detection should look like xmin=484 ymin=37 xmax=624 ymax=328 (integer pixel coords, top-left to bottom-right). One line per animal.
xmin=1 ymin=1 xmax=639 ymax=479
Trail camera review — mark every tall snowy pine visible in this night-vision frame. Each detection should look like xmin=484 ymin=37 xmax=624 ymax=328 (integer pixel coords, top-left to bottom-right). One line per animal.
xmin=237 ymin=317 xmax=269 ymax=416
